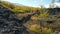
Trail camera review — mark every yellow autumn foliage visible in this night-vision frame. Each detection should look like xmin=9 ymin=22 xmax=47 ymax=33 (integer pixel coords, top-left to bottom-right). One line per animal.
xmin=29 ymin=24 xmax=40 ymax=32
xmin=29 ymin=24 xmax=52 ymax=34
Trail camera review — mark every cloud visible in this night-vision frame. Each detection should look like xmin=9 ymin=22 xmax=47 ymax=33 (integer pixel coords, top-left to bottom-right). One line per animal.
xmin=44 ymin=4 xmax=49 ymax=8
xmin=43 ymin=3 xmax=60 ymax=8
xmin=54 ymin=3 xmax=60 ymax=7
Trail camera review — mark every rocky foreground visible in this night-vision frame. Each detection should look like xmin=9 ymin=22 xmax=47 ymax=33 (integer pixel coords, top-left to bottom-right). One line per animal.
xmin=0 ymin=4 xmax=29 ymax=34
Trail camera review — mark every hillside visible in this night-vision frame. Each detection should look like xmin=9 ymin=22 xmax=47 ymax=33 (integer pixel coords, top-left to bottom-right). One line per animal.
xmin=0 ymin=1 xmax=60 ymax=34
xmin=0 ymin=1 xmax=40 ymax=13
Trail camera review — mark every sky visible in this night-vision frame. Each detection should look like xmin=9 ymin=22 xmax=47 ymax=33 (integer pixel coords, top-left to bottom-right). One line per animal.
xmin=3 ymin=0 xmax=59 ymax=7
